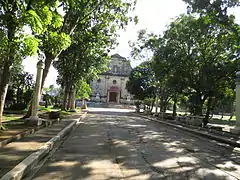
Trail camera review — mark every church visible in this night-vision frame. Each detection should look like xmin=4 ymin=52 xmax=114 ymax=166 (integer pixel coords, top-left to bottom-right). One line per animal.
xmin=90 ymin=54 xmax=133 ymax=104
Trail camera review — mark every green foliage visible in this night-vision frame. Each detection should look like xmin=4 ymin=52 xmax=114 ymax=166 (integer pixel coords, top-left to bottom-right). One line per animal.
xmin=183 ymin=0 xmax=240 ymax=14
xmin=21 ymin=35 xmax=40 ymax=56
xmin=44 ymin=32 xmax=71 ymax=55
xmin=130 ymin=11 xmax=240 ymax=120
xmin=24 ymin=10 xmax=44 ymax=34
xmin=76 ymin=80 xmax=92 ymax=100
xmin=51 ymin=13 xmax=64 ymax=29
xmin=126 ymin=61 xmax=156 ymax=101
xmin=3 ymin=114 xmax=21 ymax=122
xmin=54 ymin=0 xmax=137 ymax=107
xmin=0 ymin=0 xmax=63 ymax=122
xmin=143 ymin=97 xmax=155 ymax=111
xmin=5 ymin=66 xmax=34 ymax=110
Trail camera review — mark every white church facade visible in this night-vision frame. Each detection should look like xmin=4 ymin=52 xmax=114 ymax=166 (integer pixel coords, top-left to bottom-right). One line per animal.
xmin=90 ymin=54 xmax=133 ymax=104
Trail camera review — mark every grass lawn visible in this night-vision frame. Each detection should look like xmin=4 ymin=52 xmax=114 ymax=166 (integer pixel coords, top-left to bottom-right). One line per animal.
xmin=60 ymin=108 xmax=81 ymax=116
xmin=38 ymin=106 xmax=60 ymax=112
xmin=0 ymin=106 xmax=82 ymax=142
xmin=3 ymin=114 xmax=22 ymax=122
xmin=38 ymin=106 xmax=82 ymax=119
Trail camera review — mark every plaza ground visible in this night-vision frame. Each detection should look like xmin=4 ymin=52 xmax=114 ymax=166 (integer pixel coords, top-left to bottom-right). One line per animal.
xmin=31 ymin=108 xmax=240 ymax=180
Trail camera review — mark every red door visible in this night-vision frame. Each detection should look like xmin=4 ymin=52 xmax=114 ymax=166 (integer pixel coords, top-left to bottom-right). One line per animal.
xmin=109 ymin=92 xmax=117 ymax=102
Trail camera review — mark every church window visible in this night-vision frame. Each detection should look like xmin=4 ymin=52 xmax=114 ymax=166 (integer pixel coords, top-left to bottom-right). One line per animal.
xmin=113 ymin=80 xmax=117 ymax=84
xmin=113 ymin=65 xmax=120 ymax=73
xmin=97 ymin=79 xmax=101 ymax=83
xmin=117 ymin=66 xmax=120 ymax=73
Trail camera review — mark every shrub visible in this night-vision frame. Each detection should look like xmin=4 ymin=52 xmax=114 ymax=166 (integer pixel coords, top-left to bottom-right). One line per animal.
xmin=9 ymin=103 xmax=27 ymax=110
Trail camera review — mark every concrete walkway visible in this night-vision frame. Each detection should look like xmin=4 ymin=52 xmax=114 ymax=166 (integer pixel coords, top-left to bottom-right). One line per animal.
xmin=0 ymin=117 xmax=79 ymax=178
xmin=32 ymin=108 xmax=240 ymax=180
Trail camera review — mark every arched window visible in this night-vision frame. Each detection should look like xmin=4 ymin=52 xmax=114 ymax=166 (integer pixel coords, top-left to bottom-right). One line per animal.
xmin=113 ymin=65 xmax=119 ymax=73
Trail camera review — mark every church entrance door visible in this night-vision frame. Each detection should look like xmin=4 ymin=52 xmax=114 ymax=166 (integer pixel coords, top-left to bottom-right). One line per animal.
xmin=109 ymin=92 xmax=117 ymax=102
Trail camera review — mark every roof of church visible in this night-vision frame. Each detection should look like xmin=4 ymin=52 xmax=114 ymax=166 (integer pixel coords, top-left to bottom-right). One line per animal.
xmin=98 ymin=53 xmax=131 ymax=77
xmin=111 ymin=53 xmax=127 ymax=60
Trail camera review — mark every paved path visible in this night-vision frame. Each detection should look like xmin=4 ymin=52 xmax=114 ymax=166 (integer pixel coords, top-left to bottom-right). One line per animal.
xmin=0 ymin=120 xmax=74 ymax=178
xmin=32 ymin=108 xmax=240 ymax=180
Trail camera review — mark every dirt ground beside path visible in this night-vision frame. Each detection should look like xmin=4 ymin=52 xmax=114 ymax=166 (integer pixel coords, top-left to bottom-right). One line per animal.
xmin=0 ymin=112 xmax=84 ymax=178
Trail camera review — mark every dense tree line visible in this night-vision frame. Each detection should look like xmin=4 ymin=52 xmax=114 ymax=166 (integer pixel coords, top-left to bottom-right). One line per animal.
xmin=0 ymin=0 xmax=137 ymax=127
xmin=127 ymin=0 xmax=240 ymax=125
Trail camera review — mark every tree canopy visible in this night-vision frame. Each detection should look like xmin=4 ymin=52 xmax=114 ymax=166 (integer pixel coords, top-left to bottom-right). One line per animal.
xmin=129 ymin=10 xmax=240 ymax=124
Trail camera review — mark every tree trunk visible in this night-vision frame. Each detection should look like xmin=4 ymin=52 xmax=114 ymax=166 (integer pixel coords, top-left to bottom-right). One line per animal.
xmin=70 ymin=89 xmax=76 ymax=110
xmin=155 ymin=96 xmax=159 ymax=114
xmin=221 ymin=111 xmax=224 ymax=120
xmin=228 ymin=102 xmax=234 ymax=121
xmin=45 ymin=96 xmax=48 ymax=108
xmin=203 ymin=97 xmax=213 ymax=126
xmin=210 ymin=111 xmax=213 ymax=119
xmin=160 ymin=99 xmax=164 ymax=112
xmin=16 ymin=87 xmax=20 ymax=104
xmin=150 ymin=99 xmax=155 ymax=113
xmin=0 ymin=25 xmax=15 ymax=128
xmin=194 ymin=102 xmax=204 ymax=116
xmin=0 ymin=62 xmax=11 ymax=127
xmin=160 ymin=99 xmax=167 ymax=113
xmin=41 ymin=53 xmax=55 ymax=89
xmin=67 ymin=89 xmax=72 ymax=110
xmin=173 ymin=99 xmax=177 ymax=117
xmin=62 ymin=83 xmax=70 ymax=110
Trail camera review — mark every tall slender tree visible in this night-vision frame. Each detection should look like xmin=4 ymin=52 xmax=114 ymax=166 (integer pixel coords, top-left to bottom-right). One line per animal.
xmin=0 ymin=1 xmax=59 ymax=127
xmin=23 ymin=0 xmax=138 ymax=117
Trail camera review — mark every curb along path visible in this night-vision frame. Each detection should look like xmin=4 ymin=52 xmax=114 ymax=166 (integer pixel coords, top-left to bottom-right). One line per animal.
xmin=138 ymin=114 xmax=240 ymax=149
xmin=0 ymin=112 xmax=87 ymax=180
xmin=0 ymin=119 xmax=58 ymax=148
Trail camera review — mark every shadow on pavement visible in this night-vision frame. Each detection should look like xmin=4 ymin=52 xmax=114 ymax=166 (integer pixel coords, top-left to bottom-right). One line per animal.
xmin=0 ymin=120 xmax=73 ymax=178
xmin=32 ymin=109 xmax=240 ymax=180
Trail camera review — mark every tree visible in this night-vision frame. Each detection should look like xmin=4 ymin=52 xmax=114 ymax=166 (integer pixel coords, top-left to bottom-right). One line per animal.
xmin=5 ymin=66 xmax=34 ymax=110
xmin=0 ymin=0 xmax=57 ymax=126
xmin=126 ymin=61 xmax=156 ymax=112
xmin=130 ymin=13 xmax=240 ymax=125
xmin=76 ymin=80 xmax=92 ymax=101
xmin=183 ymin=0 xmax=240 ymax=44
xmin=183 ymin=0 xmax=240 ymax=16
xmin=163 ymin=14 xmax=239 ymax=124
xmin=23 ymin=0 xmax=138 ymax=117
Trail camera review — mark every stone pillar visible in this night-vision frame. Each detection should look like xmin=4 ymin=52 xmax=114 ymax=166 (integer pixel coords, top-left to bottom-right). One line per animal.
xmin=81 ymin=98 xmax=87 ymax=109
xmin=29 ymin=60 xmax=44 ymax=126
xmin=155 ymin=96 xmax=159 ymax=114
xmin=231 ymin=71 xmax=240 ymax=134
xmin=117 ymin=92 xmax=120 ymax=103
xmin=107 ymin=91 xmax=110 ymax=103
xmin=236 ymin=72 xmax=240 ymax=127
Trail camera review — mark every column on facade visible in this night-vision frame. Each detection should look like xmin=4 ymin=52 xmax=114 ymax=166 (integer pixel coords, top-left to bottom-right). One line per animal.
xmin=117 ymin=92 xmax=120 ymax=103
xmin=107 ymin=91 xmax=110 ymax=103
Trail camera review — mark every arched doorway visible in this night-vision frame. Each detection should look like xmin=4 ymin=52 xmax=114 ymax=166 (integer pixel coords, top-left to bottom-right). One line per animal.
xmin=107 ymin=86 xmax=120 ymax=103
xmin=109 ymin=92 xmax=117 ymax=102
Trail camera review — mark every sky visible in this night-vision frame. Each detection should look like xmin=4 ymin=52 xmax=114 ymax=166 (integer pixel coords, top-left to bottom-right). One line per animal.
xmin=22 ymin=0 xmax=240 ymax=87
